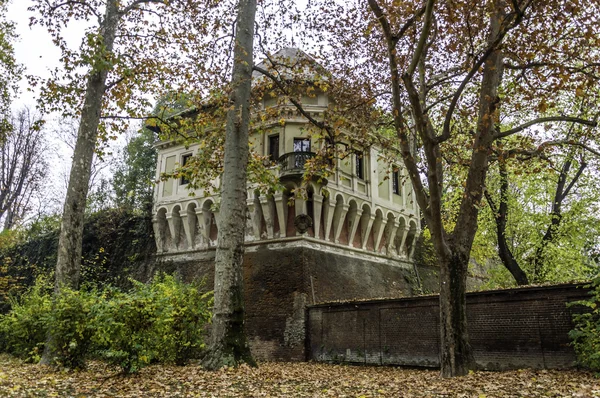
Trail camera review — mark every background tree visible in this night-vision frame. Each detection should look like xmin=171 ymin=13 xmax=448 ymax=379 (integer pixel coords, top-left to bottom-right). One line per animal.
xmin=28 ymin=0 xmax=214 ymax=294
xmin=112 ymin=127 xmax=156 ymax=213
xmin=0 ymin=0 xmax=22 ymax=142
xmin=0 ymin=108 xmax=47 ymax=231
xmin=300 ymin=0 xmax=600 ymax=376
xmin=113 ymin=92 xmax=193 ymax=213
xmin=52 ymin=117 xmax=114 ymax=199
xmin=482 ymin=143 xmax=600 ymax=286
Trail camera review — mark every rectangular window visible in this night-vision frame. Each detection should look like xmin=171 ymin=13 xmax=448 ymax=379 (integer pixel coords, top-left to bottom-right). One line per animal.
xmin=180 ymin=153 xmax=192 ymax=185
xmin=392 ymin=169 xmax=400 ymax=195
xmin=293 ymin=138 xmax=311 ymax=152
xmin=268 ymin=134 xmax=279 ymax=161
xmin=355 ymin=152 xmax=364 ymax=179
xmin=162 ymin=155 xmax=176 ymax=196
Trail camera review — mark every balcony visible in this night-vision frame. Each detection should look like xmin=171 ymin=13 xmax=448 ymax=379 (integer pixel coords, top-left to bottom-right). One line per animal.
xmin=278 ymin=151 xmax=315 ymax=179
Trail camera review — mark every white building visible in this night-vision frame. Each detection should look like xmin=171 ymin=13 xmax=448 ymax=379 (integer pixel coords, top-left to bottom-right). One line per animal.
xmin=152 ymin=48 xmax=420 ymax=264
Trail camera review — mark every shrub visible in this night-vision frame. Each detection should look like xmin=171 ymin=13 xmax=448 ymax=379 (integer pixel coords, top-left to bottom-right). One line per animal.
xmin=569 ymin=276 xmax=600 ymax=372
xmin=91 ymin=274 xmax=211 ymax=373
xmin=0 ymin=273 xmax=211 ymax=372
xmin=0 ymin=277 xmax=52 ymax=362
xmin=148 ymin=275 xmax=212 ymax=365
xmin=45 ymin=287 xmax=98 ymax=369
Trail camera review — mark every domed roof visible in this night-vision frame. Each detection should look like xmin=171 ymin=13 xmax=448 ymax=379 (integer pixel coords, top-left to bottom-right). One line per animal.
xmin=252 ymin=47 xmax=327 ymax=82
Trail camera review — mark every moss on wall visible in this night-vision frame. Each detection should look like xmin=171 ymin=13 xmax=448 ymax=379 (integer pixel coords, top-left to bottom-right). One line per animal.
xmin=0 ymin=208 xmax=156 ymax=312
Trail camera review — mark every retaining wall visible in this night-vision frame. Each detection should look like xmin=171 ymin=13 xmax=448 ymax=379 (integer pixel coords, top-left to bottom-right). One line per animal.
xmin=307 ymin=283 xmax=590 ymax=370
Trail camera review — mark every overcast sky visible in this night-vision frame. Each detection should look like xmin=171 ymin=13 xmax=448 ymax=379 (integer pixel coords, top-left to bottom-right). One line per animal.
xmin=7 ymin=1 xmax=90 ymax=108
xmin=6 ymin=1 xmax=115 ymax=217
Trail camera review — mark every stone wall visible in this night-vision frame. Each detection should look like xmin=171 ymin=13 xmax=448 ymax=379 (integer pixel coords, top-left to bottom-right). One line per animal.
xmin=146 ymin=238 xmax=430 ymax=361
xmin=308 ymin=283 xmax=589 ymax=370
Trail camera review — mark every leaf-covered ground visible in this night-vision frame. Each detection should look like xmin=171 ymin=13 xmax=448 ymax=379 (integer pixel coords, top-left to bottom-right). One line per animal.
xmin=0 ymin=354 xmax=598 ymax=397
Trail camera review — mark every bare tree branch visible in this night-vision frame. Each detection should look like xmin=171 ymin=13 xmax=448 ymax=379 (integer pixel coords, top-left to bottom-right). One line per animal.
xmin=495 ymin=116 xmax=597 ymax=139
xmin=407 ymin=0 xmax=435 ymax=77
xmin=122 ymin=0 xmax=167 ymax=15
xmin=46 ymin=0 xmax=101 ymax=18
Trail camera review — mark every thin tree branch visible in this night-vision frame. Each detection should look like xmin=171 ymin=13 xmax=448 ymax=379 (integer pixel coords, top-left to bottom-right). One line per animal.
xmin=47 ymin=0 xmax=101 ymax=18
xmin=394 ymin=4 xmax=427 ymax=42
xmin=407 ymin=0 xmax=435 ymax=77
xmin=562 ymin=160 xmax=586 ymax=199
xmin=496 ymin=116 xmax=597 ymax=139
xmin=122 ymin=0 xmax=166 ymax=15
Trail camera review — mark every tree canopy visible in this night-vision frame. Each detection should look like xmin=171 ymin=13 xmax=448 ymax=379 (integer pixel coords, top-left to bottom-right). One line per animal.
xmin=295 ymin=0 xmax=600 ymax=376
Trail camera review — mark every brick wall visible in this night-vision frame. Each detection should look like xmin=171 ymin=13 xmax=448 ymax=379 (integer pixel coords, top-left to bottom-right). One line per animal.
xmin=308 ymin=284 xmax=590 ymax=370
xmin=145 ymin=239 xmax=431 ymax=361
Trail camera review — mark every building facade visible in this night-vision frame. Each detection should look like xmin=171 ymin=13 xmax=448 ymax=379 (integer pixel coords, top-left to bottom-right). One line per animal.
xmin=150 ymin=49 xmax=429 ymax=361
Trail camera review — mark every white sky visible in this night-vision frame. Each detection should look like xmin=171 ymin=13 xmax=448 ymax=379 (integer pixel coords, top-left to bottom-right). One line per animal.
xmin=7 ymin=1 xmax=91 ymax=108
xmin=6 ymin=1 xmax=118 ymax=218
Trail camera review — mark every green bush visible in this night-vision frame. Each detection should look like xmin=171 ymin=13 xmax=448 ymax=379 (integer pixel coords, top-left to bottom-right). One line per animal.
xmin=93 ymin=274 xmax=212 ymax=372
xmin=0 ymin=277 xmax=52 ymax=362
xmin=92 ymin=285 xmax=160 ymax=373
xmin=569 ymin=276 xmax=600 ymax=372
xmin=149 ymin=275 xmax=212 ymax=365
xmin=0 ymin=274 xmax=212 ymax=372
xmin=45 ymin=287 xmax=98 ymax=369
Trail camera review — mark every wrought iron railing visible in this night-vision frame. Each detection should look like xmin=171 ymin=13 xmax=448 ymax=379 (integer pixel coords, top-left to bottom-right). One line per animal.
xmin=278 ymin=151 xmax=315 ymax=176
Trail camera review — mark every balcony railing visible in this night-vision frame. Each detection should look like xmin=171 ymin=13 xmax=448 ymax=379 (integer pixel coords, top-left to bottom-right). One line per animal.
xmin=278 ymin=151 xmax=315 ymax=177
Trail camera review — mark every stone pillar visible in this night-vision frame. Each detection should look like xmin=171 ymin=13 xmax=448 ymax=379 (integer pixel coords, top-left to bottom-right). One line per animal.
xmin=333 ymin=203 xmax=350 ymax=244
xmin=195 ymin=209 xmax=208 ymax=248
xmin=274 ymin=192 xmax=287 ymax=238
xmin=373 ymin=218 xmax=386 ymax=254
xmin=408 ymin=230 xmax=419 ymax=259
xmin=361 ymin=214 xmax=375 ymax=250
xmin=347 ymin=208 xmax=363 ymax=247
xmin=166 ymin=212 xmax=181 ymax=250
xmin=180 ymin=212 xmax=194 ymax=250
xmin=397 ymin=226 xmax=409 ymax=258
xmin=312 ymin=193 xmax=323 ymax=239
xmin=246 ymin=199 xmax=262 ymax=241
xmin=385 ymin=220 xmax=399 ymax=257
xmin=260 ymin=196 xmax=275 ymax=239
xmin=152 ymin=217 xmax=164 ymax=253
xmin=323 ymin=200 xmax=336 ymax=242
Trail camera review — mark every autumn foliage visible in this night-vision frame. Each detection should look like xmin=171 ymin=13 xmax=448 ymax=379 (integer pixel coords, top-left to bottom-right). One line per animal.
xmin=0 ymin=358 xmax=599 ymax=397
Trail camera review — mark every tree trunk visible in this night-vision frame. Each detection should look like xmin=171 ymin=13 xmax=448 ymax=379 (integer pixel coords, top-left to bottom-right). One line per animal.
xmin=436 ymin=0 xmax=504 ymax=377
xmin=496 ymin=222 xmax=529 ymax=285
xmin=201 ymin=0 xmax=257 ymax=370
xmin=40 ymin=0 xmax=120 ymax=365
xmin=485 ymin=161 xmax=529 ymax=285
xmin=3 ymin=208 xmax=14 ymax=231
xmin=53 ymin=0 xmax=119 ymax=292
xmin=438 ymin=247 xmax=473 ymax=377
xmin=532 ymin=158 xmax=585 ymax=282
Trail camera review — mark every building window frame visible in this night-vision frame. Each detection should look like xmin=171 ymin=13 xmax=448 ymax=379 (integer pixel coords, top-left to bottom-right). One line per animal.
xmin=355 ymin=152 xmax=365 ymax=180
xmin=392 ymin=168 xmax=400 ymax=195
xmin=268 ymin=134 xmax=280 ymax=161
xmin=180 ymin=153 xmax=193 ymax=185
xmin=293 ymin=137 xmax=311 ymax=153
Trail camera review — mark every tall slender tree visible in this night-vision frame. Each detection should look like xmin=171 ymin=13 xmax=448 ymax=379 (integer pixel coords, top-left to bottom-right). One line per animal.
xmin=201 ymin=0 xmax=257 ymax=370
xmin=30 ymin=0 xmax=215 ymax=365
xmin=0 ymin=0 xmax=21 ymax=142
